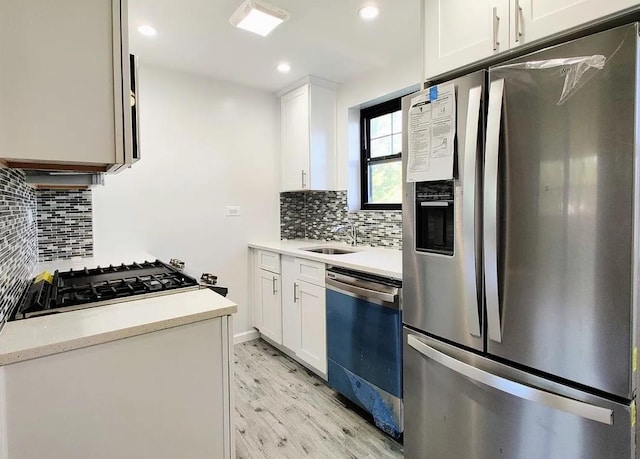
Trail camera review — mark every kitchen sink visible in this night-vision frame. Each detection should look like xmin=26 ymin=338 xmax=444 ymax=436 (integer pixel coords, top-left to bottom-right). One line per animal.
xmin=302 ymin=247 xmax=357 ymax=255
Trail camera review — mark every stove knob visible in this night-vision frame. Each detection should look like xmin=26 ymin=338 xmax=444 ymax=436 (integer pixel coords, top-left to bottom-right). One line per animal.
xmin=200 ymin=273 xmax=218 ymax=285
xmin=169 ymin=258 xmax=185 ymax=270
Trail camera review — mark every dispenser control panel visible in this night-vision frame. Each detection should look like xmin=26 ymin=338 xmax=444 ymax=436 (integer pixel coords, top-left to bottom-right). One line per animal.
xmin=415 ymin=180 xmax=455 ymax=255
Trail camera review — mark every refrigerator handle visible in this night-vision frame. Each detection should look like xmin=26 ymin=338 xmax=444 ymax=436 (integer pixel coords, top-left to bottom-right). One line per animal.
xmin=407 ymin=335 xmax=614 ymax=425
xmin=462 ymin=85 xmax=483 ymax=338
xmin=484 ymin=78 xmax=504 ymax=343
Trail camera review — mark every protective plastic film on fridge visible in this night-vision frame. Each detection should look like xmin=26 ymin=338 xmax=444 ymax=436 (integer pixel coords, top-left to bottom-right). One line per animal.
xmin=402 ymin=22 xmax=640 ymax=459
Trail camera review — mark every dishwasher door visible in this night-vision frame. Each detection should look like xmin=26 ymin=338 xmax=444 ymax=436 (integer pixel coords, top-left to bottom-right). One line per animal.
xmin=325 ymin=267 xmax=403 ymax=437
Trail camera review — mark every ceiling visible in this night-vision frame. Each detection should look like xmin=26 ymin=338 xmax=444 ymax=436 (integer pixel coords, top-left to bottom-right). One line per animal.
xmin=128 ymin=0 xmax=421 ymax=92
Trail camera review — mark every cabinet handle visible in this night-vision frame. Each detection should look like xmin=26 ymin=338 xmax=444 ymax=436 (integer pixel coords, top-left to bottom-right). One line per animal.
xmin=492 ymin=7 xmax=500 ymax=51
xmin=514 ymin=0 xmax=523 ymax=43
xmin=293 ymin=283 xmax=299 ymax=303
xmin=272 ymin=277 xmax=278 ymax=295
xmin=301 ymin=170 xmax=307 ymax=189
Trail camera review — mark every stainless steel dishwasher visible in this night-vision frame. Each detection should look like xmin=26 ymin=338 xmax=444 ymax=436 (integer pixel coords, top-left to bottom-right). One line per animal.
xmin=325 ymin=265 xmax=403 ymax=438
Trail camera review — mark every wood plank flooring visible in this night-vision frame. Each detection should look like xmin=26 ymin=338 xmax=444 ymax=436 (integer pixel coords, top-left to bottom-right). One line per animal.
xmin=234 ymin=339 xmax=404 ymax=459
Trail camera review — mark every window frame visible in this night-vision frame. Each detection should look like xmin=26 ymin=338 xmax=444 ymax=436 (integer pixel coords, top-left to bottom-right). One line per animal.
xmin=360 ymin=97 xmax=403 ymax=210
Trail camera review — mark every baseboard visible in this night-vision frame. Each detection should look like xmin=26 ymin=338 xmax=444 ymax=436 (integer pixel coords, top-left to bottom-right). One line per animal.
xmin=233 ymin=329 xmax=260 ymax=344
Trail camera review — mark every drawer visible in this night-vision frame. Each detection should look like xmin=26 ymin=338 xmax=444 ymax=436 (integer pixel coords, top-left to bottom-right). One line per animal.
xmin=256 ymin=250 xmax=281 ymax=274
xmin=295 ymin=258 xmax=325 ymax=287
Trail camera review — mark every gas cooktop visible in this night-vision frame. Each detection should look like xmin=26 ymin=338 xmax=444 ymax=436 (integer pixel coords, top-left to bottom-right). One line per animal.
xmin=10 ymin=260 xmax=201 ymax=321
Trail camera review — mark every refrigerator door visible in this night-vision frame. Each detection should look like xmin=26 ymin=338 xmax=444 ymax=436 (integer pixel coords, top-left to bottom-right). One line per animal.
xmin=404 ymin=328 xmax=634 ymax=459
xmin=485 ymin=23 xmax=638 ymax=399
xmin=402 ymin=70 xmax=485 ymax=351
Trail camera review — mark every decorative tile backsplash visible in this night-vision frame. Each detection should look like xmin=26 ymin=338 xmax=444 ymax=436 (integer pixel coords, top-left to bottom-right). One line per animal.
xmin=280 ymin=190 xmax=402 ymax=249
xmin=37 ymin=190 xmax=93 ymax=262
xmin=0 ymin=169 xmax=38 ymax=326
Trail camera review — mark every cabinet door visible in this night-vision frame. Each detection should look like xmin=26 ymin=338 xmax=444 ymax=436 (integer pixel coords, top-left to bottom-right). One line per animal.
xmin=281 ymin=256 xmax=300 ymax=353
xmin=297 ymin=281 xmax=327 ymax=374
xmin=513 ymin=0 xmax=638 ymax=48
xmin=0 ymin=0 xmax=124 ymax=168
xmin=256 ymin=269 xmax=282 ymax=344
xmin=308 ymin=84 xmax=336 ymax=190
xmin=281 ymin=85 xmax=310 ymax=191
xmin=424 ymin=0 xmax=509 ymax=79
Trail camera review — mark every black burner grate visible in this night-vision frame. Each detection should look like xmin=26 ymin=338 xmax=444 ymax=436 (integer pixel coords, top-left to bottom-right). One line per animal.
xmin=12 ymin=260 xmax=200 ymax=320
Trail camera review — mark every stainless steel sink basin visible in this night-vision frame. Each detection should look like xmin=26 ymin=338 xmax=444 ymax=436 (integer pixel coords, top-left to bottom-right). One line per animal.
xmin=302 ymin=247 xmax=357 ymax=255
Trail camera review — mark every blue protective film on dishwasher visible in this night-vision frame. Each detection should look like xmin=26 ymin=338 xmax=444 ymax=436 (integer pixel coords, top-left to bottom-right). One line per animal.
xmin=326 ymin=289 xmax=402 ymax=397
xmin=344 ymin=368 xmax=401 ymax=438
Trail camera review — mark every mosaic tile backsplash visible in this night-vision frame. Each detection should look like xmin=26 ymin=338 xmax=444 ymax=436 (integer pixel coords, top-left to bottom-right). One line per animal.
xmin=280 ymin=191 xmax=402 ymax=249
xmin=0 ymin=169 xmax=38 ymax=326
xmin=37 ymin=189 xmax=93 ymax=262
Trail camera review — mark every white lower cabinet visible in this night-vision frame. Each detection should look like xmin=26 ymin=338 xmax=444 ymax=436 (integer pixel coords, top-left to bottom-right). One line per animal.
xmin=255 ymin=268 xmax=282 ymax=345
xmin=0 ymin=318 xmax=234 ymax=459
xmin=256 ymin=252 xmax=327 ymax=376
xmin=296 ymin=280 xmax=327 ymax=374
xmin=281 ymin=256 xmax=301 ymax=353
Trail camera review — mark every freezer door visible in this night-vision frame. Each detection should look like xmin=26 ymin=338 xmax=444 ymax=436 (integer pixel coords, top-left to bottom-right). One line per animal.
xmin=402 ymin=70 xmax=485 ymax=351
xmin=403 ymin=329 xmax=634 ymax=459
xmin=485 ymin=23 xmax=638 ymax=399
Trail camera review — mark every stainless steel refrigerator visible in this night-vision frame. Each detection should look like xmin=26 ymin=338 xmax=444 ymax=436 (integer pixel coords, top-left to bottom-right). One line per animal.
xmin=402 ymin=22 xmax=639 ymax=458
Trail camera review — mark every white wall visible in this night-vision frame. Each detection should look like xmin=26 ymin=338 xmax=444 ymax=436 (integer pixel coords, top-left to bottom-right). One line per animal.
xmin=92 ymin=64 xmax=281 ymax=340
xmin=335 ymin=52 xmax=421 ymax=209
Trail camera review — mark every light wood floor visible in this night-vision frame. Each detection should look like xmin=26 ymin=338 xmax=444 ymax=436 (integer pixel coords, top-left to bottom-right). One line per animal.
xmin=234 ymin=339 xmax=404 ymax=459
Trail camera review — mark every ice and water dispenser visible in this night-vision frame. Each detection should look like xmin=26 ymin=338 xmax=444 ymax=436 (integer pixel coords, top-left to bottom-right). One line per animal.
xmin=415 ymin=180 xmax=454 ymax=255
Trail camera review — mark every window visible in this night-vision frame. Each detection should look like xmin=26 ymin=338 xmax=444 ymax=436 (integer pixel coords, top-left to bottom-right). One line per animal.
xmin=360 ymin=97 xmax=402 ymax=210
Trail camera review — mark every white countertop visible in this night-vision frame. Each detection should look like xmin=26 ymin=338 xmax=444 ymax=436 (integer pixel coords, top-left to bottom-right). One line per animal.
xmin=248 ymin=240 xmax=402 ymax=280
xmin=0 ymin=289 xmax=237 ymax=366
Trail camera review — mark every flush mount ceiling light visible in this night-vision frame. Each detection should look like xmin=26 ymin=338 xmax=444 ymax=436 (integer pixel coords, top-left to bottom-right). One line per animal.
xmin=230 ymin=0 xmax=290 ymax=37
xmin=277 ymin=62 xmax=291 ymax=73
xmin=138 ymin=24 xmax=157 ymax=37
xmin=358 ymin=5 xmax=379 ymax=20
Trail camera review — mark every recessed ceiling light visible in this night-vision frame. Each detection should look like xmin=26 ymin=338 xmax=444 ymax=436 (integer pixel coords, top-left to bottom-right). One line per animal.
xmin=358 ymin=5 xmax=379 ymax=20
xmin=230 ymin=0 xmax=290 ymax=37
xmin=138 ymin=25 xmax=157 ymax=37
xmin=277 ymin=62 xmax=291 ymax=73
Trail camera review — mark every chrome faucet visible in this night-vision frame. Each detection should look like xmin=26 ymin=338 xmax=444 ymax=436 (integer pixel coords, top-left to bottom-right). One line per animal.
xmin=332 ymin=223 xmax=358 ymax=246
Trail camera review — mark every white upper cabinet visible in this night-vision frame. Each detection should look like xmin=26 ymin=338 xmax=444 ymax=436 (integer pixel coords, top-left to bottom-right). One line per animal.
xmin=279 ymin=77 xmax=337 ymax=192
xmin=424 ymin=0 xmax=638 ymax=79
xmin=0 ymin=0 xmax=134 ymax=172
xmin=512 ymin=0 xmax=639 ymax=48
xmin=281 ymin=86 xmax=311 ymax=191
xmin=424 ymin=0 xmax=510 ymax=79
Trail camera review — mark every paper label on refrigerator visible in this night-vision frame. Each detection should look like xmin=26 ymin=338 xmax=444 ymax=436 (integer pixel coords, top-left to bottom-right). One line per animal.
xmin=407 ymin=84 xmax=456 ymax=182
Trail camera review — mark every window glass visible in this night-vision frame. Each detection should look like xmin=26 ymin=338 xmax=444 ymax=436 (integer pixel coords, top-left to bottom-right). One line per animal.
xmin=368 ymin=162 xmax=402 ymax=204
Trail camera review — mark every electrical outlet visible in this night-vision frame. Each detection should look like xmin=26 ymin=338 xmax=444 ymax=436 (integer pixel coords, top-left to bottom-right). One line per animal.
xmin=226 ymin=206 xmax=241 ymax=217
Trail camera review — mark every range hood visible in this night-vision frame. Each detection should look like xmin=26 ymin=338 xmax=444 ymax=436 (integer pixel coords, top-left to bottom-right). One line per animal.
xmin=24 ymin=170 xmax=104 ymax=190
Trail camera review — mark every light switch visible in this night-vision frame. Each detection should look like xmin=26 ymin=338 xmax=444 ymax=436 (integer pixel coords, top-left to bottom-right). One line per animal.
xmin=226 ymin=206 xmax=241 ymax=217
